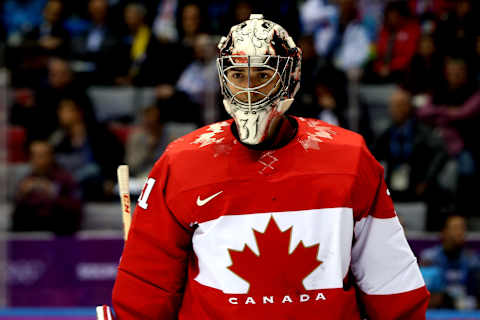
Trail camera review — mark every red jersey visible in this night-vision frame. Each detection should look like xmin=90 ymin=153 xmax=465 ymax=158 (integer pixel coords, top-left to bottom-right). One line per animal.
xmin=112 ymin=117 xmax=429 ymax=319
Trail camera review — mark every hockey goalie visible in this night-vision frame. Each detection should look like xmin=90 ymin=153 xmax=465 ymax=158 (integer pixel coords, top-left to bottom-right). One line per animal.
xmin=100 ymin=14 xmax=430 ymax=319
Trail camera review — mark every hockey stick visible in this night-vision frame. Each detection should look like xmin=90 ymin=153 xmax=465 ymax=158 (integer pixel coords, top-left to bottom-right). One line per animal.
xmin=93 ymin=168 xmax=129 ymax=320
xmin=117 ymin=165 xmax=131 ymax=241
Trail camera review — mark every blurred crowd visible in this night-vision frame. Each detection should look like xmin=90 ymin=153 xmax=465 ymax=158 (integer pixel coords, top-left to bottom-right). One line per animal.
xmin=2 ymin=0 xmax=480 ymax=310
xmin=2 ymin=2 xmax=480 ymax=228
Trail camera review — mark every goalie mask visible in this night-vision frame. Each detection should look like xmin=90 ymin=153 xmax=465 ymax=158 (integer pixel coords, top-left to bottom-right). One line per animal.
xmin=217 ymin=14 xmax=302 ymax=145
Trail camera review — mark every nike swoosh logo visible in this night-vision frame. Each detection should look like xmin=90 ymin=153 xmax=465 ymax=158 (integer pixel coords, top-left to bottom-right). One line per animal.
xmin=197 ymin=191 xmax=223 ymax=206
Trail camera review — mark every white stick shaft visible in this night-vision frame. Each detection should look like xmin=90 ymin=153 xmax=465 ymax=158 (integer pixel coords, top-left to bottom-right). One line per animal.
xmin=117 ymin=165 xmax=131 ymax=241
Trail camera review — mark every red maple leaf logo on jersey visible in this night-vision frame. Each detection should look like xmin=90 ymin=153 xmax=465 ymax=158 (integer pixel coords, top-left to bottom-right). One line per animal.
xmin=227 ymin=217 xmax=322 ymax=294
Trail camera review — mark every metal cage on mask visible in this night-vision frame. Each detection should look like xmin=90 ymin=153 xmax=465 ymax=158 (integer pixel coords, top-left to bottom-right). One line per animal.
xmin=217 ymin=55 xmax=294 ymax=114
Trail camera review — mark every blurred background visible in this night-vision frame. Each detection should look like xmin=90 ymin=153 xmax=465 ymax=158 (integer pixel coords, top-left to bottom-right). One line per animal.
xmin=1 ymin=0 xmax=480 ymax=318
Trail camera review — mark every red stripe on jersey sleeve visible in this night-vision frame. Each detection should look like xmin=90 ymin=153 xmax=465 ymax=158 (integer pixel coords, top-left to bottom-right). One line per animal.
xmin=359 ymin=286 xmax=430 ymax=320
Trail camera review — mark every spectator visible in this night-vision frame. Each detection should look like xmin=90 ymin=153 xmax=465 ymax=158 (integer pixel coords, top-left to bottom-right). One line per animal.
xmin=369 ymin=1 xmax=421 ymax=83
xmin=7 ymin=0 xmax=70 ymax=87
xmin=299 ymin=0 xmax=337 ymax=36
xmin=21 ymin=0 xmax=70 ymax=57
xmin=34 ymin=57 xmax=93 ymax=139
xmin=11 ymin=140 xmax=82 ymax=235
xmin=421 ymin=215 xmax=480 ymax=309
xmin=10 ymin=57 xmax=92 ymax=143
xmin=176 ymin=2 xmax=208 ymax=49
xmin=374 ymin=87 xmax=449 ymax=230
xmin=313 ymin=68 xmax=349 ymax=128
xmin=417 ymin=56 xmax=480 ymax=214
xmin=115 ymin=2 xmax=187 ymax=86
xmin=405 ymin=33 xmax=443 ymax=95
xmin=46 ymin=56 xmax=75 ymax=90
xmin=152 ymin=0 xmax=179 ymax=42
xmin=357 ymin=0 xmax=387 ymax=41
xmin=71 ymin=0 xmax=118 ymax=85
xmin=293 ymin=64 xmax=349 ymax=128
xmin=50 ymin=97 xmax=124 ymax=201
xmin=115 ymin=2 xmax=155 ymax=86
xmin=3 ymin=0 xmax=47 ymax=45
xmin=311 ymin=0 xmax=370 ymax=76
xmin=176 ymin=33 xmax=220 ymax=124
xmin=125 ymin=105 xmax=168 ymax=178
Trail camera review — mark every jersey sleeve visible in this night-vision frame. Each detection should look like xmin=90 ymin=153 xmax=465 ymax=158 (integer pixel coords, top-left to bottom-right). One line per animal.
xmin=351 ymin=142 xmax=430 ymax=320
xmin=112 ymin=153 xmax=192 ymax=319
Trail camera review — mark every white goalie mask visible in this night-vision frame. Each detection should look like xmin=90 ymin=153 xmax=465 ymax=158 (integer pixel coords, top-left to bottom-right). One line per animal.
xmin=217 ymin=14 xmax=302 ymax=145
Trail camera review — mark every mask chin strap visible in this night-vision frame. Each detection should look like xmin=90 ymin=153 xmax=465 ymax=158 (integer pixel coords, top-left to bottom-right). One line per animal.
xmin=276 ymin=98 xmax=294 ymax=114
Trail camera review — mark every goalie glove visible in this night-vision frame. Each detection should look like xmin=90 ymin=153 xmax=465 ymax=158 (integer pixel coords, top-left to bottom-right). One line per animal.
xmin=96 ymin=305 xmax=114 ymax=320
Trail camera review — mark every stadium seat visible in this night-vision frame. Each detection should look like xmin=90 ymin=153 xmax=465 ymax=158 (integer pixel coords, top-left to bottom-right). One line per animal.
xmin=87 ymin=87 xmax=157 ymax=123
xmin=88 ymin=87 xmax=136 ymax=122
xmin=394 ymin=201 xmax=427 ymax=232
xmin=82 ymin=202 xmax=124 ymax=230
xmin=357 ymin=84 xmax=397 ymax=138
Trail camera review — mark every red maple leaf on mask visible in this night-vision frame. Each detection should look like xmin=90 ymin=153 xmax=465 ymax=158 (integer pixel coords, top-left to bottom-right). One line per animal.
xmin=232 ymin=51 xmax=248 ymax=63
xmin=227 ymin=217 xmax=322 ymax=294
